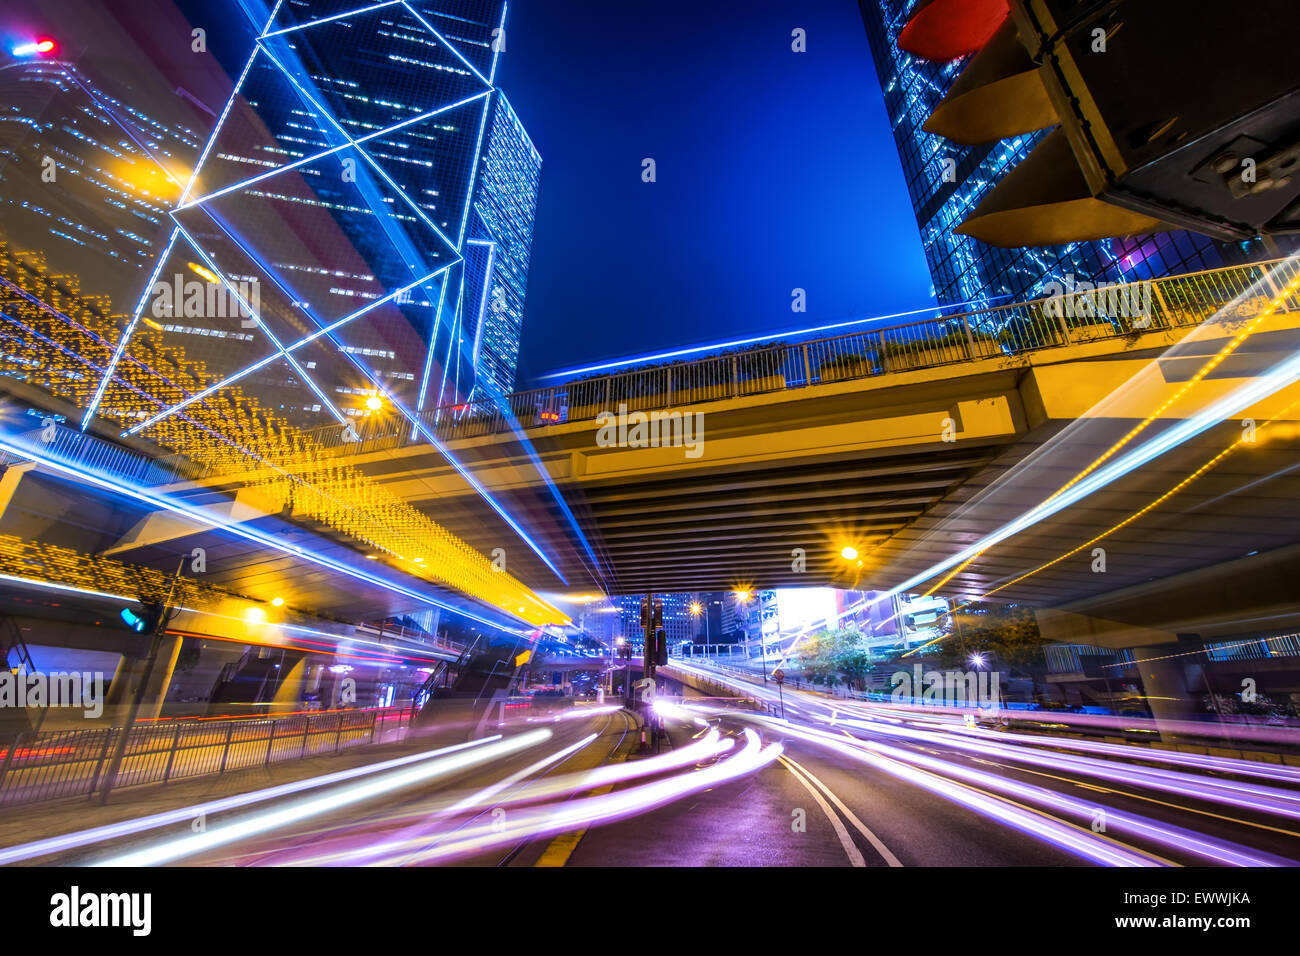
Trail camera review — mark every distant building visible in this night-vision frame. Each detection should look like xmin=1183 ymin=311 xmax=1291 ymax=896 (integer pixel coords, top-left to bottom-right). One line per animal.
xmin=614 ymin=592 xmax=696 ymax=647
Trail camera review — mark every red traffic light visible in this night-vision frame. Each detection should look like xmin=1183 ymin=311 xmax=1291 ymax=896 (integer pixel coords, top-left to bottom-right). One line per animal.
xmin=897 ymin=0 xmax=1010 ymax=61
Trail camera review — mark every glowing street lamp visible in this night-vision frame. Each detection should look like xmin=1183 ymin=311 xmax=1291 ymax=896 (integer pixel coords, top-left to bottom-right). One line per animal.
xmin=840 ymin=545 xmax=859 ymax=561
xmin=365 ymin=395 xmax=383 ymax=412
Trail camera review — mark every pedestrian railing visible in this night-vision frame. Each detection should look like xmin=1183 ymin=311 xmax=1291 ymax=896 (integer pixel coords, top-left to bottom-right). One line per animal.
xmin=403 ymin=256 xmax=1299 ymax=442
xmin=0 ymin=705 xmax=415 ymax=810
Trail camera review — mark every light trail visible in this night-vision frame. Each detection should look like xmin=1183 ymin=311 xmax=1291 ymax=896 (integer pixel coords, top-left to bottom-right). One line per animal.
xmin=744 ymin=716 xmax=1290 ymax=866
xmin=917 ymin=260 xmax=1300 ymax=597
xmin=385 ymin=729 xmax=780 ymax=866
xmin=217 ymin=726 xmax=736 ymax=866
xmin=0 ymin=736 xmax=503 ymax=865
xmin=96 ymin=730 xmax=554 ymax=866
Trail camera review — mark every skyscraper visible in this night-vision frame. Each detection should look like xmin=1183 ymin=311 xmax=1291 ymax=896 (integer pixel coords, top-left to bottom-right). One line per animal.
xmin=0 ymin=58 xmax=203 ymax=308
xmin=79 ymin=0 xmax=539 ymax=434
xmin=855 ymin=0 xmax=1289 ymax=315
xmin=463 ymin=92 xmax=540 ymax=400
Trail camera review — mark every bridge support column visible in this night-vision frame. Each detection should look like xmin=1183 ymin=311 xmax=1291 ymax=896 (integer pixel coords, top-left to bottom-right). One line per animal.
xmin=1035 ymin=609 xmax=1201 ymax=740
xmin=270 ymin=652 xmax=309 ymax=714
xmin=103 ymin=635 xmax=183 ymax=723
xmin=1129 ymin=643 xmax=1202 ymax=738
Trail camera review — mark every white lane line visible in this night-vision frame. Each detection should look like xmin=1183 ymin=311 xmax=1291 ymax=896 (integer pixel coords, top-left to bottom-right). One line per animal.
xmin=783 ymin=754 xmax=904 ymax=867
xmin=780 ymin=756 xmax=865 ymax=867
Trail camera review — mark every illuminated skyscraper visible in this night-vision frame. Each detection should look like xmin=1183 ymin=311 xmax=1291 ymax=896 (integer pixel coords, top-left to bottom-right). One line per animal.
xmin=855 ymin=0 xmax=1288 ymax=314
xmin=464 ymin=93 xmax=540 ymax=399
xmin=0 ymin=60 xmax=202 ymax=305
xmin=80 ymin=0 xmax=539 ymax=433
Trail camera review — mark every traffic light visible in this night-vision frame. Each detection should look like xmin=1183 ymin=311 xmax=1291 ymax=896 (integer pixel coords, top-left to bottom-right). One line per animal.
xmin=897 ymin=0 xmax=1010 ymax=62
xmin=911 ymin=0 xmax=1300 ymax=246
xmin=639 ymin=598 xmax=664 ymax=628
xmin=118 ymin=602 xmax=164 ymax=635
xmin=655 ymin=628 xmax=668 ymax=667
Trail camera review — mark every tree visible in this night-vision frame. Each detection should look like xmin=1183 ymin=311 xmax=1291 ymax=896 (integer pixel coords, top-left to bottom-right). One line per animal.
xmin=794 ymin=628 xmax=875 ymax=690
xmin=936 ymin=602 xmax=1050 ymax=701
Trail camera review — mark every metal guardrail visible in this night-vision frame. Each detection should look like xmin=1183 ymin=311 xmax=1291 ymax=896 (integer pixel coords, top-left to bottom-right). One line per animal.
xmin=405 ymin=256 xmax=1299 ymax=442
xmin=0 ymin=705 xmax=414 ymax=809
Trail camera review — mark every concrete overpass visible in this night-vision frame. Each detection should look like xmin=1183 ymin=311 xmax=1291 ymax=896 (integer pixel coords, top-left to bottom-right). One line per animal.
xmin=326 ymin=262 xmax=1300 ymax=632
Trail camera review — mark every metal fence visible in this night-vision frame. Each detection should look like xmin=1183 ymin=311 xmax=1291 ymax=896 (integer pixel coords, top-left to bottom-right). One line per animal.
xmin=409 ymin=256 xmax=1300 ymax=442
xmin=0 ymin=705 xmax=414 ymax=809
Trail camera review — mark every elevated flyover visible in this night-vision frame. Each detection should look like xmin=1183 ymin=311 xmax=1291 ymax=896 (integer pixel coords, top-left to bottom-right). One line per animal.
xmin=329 ymin=259 xmax=1300 ymax=638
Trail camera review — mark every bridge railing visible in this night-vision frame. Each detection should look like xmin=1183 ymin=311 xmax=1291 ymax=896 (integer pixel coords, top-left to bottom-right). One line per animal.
xmin=413 ymin=256 xmax=1298 ymax=442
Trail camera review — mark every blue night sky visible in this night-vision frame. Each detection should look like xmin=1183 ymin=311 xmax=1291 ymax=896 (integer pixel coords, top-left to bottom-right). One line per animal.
xmin=499 ymin=0 xmax=933 ymax=385
xmin=179 ymin=0 xmax=935 ymax=387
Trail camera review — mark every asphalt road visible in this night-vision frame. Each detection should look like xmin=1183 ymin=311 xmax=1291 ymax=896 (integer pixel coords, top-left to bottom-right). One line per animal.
xmin=4 ymin=672 xmax=1300 ymax=867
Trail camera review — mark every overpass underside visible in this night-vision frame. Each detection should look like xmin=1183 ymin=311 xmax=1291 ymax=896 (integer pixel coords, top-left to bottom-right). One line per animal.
xmin=351 ymin=310 xmax=1300 ymax=644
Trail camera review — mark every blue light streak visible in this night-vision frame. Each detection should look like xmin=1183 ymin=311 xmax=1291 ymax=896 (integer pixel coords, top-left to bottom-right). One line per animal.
xmin=0 ymin=429 xmax=527 ymax=632
xmin=537 ymin=295 xmax=1012 ymax=381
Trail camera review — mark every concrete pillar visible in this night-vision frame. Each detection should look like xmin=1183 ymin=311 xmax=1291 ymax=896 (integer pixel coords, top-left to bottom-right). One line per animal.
xmin=1130 ymin=643 xmax=1201 ymax=737
xmin=102 ymin=635 xmax=183 ymax=722
xmin=270 ymin=652 xmax=309 ymax=714
xmin=139 ymin=635 xmax=183 ymax=720
xmin=1035 ymin=609 xmax=1203 ymax=741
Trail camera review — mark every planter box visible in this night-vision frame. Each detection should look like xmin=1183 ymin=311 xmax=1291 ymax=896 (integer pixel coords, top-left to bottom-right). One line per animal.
xmin=818 ymin=359 xmax=878 ymax=383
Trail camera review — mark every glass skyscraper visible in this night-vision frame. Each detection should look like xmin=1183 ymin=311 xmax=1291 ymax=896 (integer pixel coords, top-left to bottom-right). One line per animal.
xmin=0 ymin=60 xmax=203 ymax=308
xmin=855 ymin=0 xmax=1290 ymax=315
xmin=80 ymin=0 xmax=539 ymax=433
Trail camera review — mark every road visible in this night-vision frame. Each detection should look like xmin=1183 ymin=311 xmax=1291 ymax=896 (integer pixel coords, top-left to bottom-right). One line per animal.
xmin=2 ymin=672 xmax=1299 ymax=867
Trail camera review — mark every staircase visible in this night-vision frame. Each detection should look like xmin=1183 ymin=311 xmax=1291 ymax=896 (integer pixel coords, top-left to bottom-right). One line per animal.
xmin=0 ymin=616 xmax=36 ymax=737
xmin=413 ymin=636 xmax=480 ymax=710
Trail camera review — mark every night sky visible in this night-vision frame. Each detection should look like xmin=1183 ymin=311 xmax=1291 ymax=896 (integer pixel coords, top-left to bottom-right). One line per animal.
xmin=174 ymin=0 xmax=936 ymax=387
xmin=500 ymin=0 xmax=933 ymax=385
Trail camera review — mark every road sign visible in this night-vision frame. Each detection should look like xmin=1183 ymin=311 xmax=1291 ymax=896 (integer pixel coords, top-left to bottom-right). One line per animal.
xmin=772 ymin=668 xmax=785 ymax=684
xmin=633 ymin=677 xmax=655 ymax=703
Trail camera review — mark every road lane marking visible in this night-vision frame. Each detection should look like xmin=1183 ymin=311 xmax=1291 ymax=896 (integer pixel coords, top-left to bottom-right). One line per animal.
xmin=534 ymin=711 xmax=636 ymax=867
xmin=968 ymin=754 xmax=1300 ymax=842
xmin=783 ymin=754 xmax=903 ymax=867
xmin=779 ymin=756 xmax=866 ymax=867
xmin=837 ymin=730 xmax=1178 ymax=866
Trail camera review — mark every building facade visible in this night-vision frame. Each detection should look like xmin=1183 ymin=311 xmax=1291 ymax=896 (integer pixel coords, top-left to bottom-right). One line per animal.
xmin=855 ymin=0 xmax=1291 ymax=315
xmin=67 ymin=0 xmax=539 ymax=433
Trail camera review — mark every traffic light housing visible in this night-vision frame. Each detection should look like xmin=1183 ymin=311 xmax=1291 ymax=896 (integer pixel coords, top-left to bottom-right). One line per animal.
xmin=119 ymin=601 xmax=164 ymax=635
xmin=655 ymin=628 xmax=668 ymax=667
xmin=912 ymin=0 xmax=1300 ymax=246
xmin=897 ymin=0 xmax=1011 ymax=62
